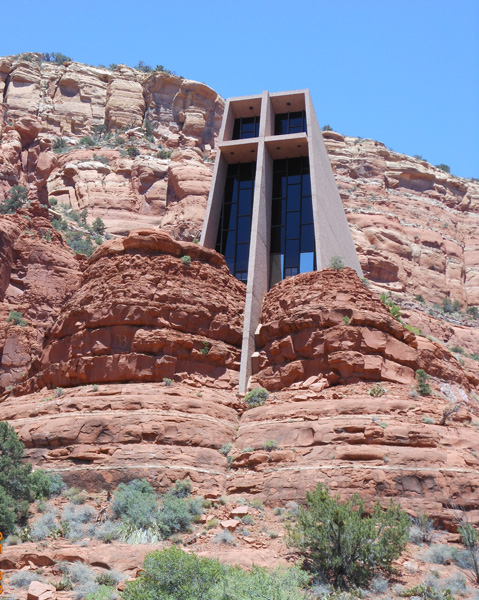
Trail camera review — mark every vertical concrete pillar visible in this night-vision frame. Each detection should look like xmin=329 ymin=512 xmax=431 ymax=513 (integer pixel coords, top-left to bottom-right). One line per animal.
xmin=238 ymin=92 xmax=272 ymax=393
xmin=305 ymin=91 xmax=362 ymax=275
xmin=200 ymin=153 xmax=228 ymax=248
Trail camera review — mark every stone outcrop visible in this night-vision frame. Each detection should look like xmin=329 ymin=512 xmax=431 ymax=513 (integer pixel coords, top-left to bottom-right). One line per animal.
xmin=253 ymin=268 xmax=474 ymax=391
xmin=0 ymin=203 xmax=82 ymax=389
xmin=19 ymin=229 xmax=245 ymax=391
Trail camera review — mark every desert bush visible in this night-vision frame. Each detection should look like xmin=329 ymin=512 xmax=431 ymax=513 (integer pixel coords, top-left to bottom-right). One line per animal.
xmin=62 ymin=503 xmax=96 ymax=524
xmin=322 ymin=125 xmax=333 ymax=131
xmin=416 ymin=369 xmax=432 ymax=396
xmin=112 ymin=479 xmax=158 ymax=528
xmin=157 ymin=148 xmax=173 ymax=159
xmin=244 ymin=387 xmax=269 ymax=408
xmin=219 ymin=443 xmax=233 ymax=456
xmin=79 ymin=136 xmax=96 ymax=147
xmin=171 ymin=478 xmax=192 ymax=498
xmin=287 ymin=482 xmax=409 ymax=588
xmin=242 ymin=514 xmax=254 ymax=525
xmin=380 ymin=292 xmax=402 ymax=320
xmin=156 ymin=491 xmax=202 ymax=539
xmin=467 ymin=306 xmax=479 ymax=319
xmin=424 ymin=543 xmax=458 ymax=564
xmin=0 ymin=185 xmax=29 ymax=214
xmin=126 ymin=146 xmax=140 ymax=158
xmin=94 ymin=520 xmax=120 ymax=543
xmin=181 ymin=254 xmax=191 ymax=266
xmin=95 ymin=570 xmax=123 ymax=587
xmin=368 ymin=383 xmax=387 ymax=397
xmin=410 ymin=512 xmax=434 ymax=544
xmin=328 ymin=255 xmax=345 ymax=270
xmin=53 ymin=137 xmax=67 ymax=153
xmin=84 ymin=585 xmax=117 ymax=600
xmin=415 ymin=294 xmax=426 ymax=303
xmin=436 ymin=164 xmax=451 ymax=173
xmin=122 ymin=546 xmax=224 ymax=600
xmin=370 ymin=576 xmax=389 ymax=594
xmin=455 ymin=509 xmax=479 ymax=583
xmin=214 ymin=529 xmax=236 ymax=545
xmin=92 ymin=217 xmax=106 ymax=235
xmin=205 ymin=518 xmax=219 ymax=530
xmin=163 ymin=377 xmax=173 ymax=386
xmin=31 ymin=510 xmax=58 ymax=540
xmin=263 ymin=440 xmax=278 ymax=451
xmin=7 ymin=310 xmax=28 ymax=327
xmin=9 ymin=570 xmax=43 ymax=588
xmin=0 ymin=422 xmax=60 ymax=534
xmin=342 ymin=315 xmax=351 ymax=325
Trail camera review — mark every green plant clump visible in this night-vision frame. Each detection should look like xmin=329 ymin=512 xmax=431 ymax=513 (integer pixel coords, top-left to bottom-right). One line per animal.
xmin=0 ymin=185 xmax=29 ymax=214
xmin=328 ymin=255 xmax=345 ymax=270
xmin=287 ymin=482 xmax=409 ymax=588
xmin=0 ymin=422 xmax=63 ymax=535
xmin=368 ymin=383 xmax=386 ymax=397
xmin=380 ymin=293 xmax=402 ymax=321
xmin=244 ymin=387 xmax=269 ymax=408
xmin=181 ymin=255 xmax=191 ymax=266
xmin=7 ymin=310 xmax=28 ymax=327
xmin=415 ymin=369 xmax=431 ymax=396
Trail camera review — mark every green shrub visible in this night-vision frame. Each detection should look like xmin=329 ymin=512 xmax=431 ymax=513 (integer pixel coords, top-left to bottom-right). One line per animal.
xmin=342 ymin=316 xmax=350 ymax=325
xmin=450 ymin=345 xmax=465 ymax=355
xmin=467 ymin=306 xmax=479 ymax=319
xmin=205 ymin=517 xmax=219 ymax=529
xmin=0 ymin=185 xmax=29 ymax=214
xmin=7 ymin=310 xmax=28 ymax=327
xmin=156 ymin=491 xmax=201 ymax=539
xmin=42 ymin=52 xmax=71 ymax=64
xmin=135 ymin=60 xmax=153 ymax=72
xmin=368 ymin=383 xmax=386 ymax=397
xmin=163 ymin=377 xmax=173 ymax=386
xmin=322 ymin=125 xmax=333 ymax=131
xmin=287 ymin=482 xmax=409 ymax=588
xmin=199 ymin=340 xmax=211 ymax=355
xmin=122 ymin=547 xmax=223 ymax=600
xmin=416 ymin=369 xmax=431 ymax=396
xmin=10 ymin=570 xmax=43 ymax=588
xmin=436 ymin=164 xmax=451 ymax=173
xmin=91 ymin=217 xmax=106 ymax=235
xmin=244 ymin=387 xmax=269 ymax=408
xmin=112 ymin=479 xmax=158 ymax=528
xmin=424 ymin=543 xmax=458 ymax=565
xmin=219 ymin=443 xmax=233 ymax=456
xmin=415 ymin=294 xmax=426 ymax=303
xmin=92 ymin=124 xmax=107 ymax=137
xmin=157 ymin=148 xmax=172 ymax=159
xmin=0 ymin=422 xmax=60 ymax=534
xmin=328 ymin=255 xmax=345 ymax=270
xmin=380 ymin=292 xmax=402 ymax=320
xmin=171 ymin=478 xmax=192 ymax=498
xmin=181 ymin=255 xmax=191 ymax=266
xmin=79 ymin=136 xmax=96 ymax=147
xmin=263 ymin=440 xmax=278 ymax=451
xmin=53 ymin=137 xmax=67 ymax=153
xmin=410 ymin=512 xmax=434 ymax=544
xmin=126 ymin=146 xmax=140 ymax=158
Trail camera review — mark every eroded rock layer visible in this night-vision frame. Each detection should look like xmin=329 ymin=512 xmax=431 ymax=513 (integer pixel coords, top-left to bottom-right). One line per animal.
xmin=253 ymin=269 xmax=474 ymax=391
xmin=20 ymin=229 xmax=246 ymax=391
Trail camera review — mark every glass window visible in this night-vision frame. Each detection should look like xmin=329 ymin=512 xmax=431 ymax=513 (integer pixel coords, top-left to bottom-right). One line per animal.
xmin=273 ymin=111 xmax=307 ymax=135
xmin=269 ymin=157 xmax=315 ymax=286
xmin=232 ymin=116 xmax=260 ymax=140
xmin=215 ymin=162 xmax=256 ymax=283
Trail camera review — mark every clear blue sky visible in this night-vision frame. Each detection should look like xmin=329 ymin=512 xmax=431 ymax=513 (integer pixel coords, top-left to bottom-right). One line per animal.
xmin=5 ymin=0 xmax=479 ymax=178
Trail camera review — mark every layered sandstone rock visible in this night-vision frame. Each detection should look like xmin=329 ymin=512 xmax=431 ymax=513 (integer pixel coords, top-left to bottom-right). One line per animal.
xmin=252 ymin=268 xmax=474 ymax=391
xmin=20 ymin=229 xmax=245 ymax=391
xmin=0 ymin=203 xmax=82 ymax=389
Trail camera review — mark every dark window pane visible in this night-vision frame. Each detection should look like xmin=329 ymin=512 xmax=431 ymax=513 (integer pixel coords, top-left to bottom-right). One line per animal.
xmin=301 ymin=196 xmax=313 ymax=223
xmin=273 ymin=159 xmax=286 ymax=173
xmin=288 ymin=157 xmax=301 ymax=176
xmin=274 ymin=113 xmax=288 ymax=135
xmin=302 ymin=174 xmax=311 ymax=196
xmin=239 ymin=162 xmax=254 ymax=181
xmin=255 ymin=120 xmax=260 ymax=136
xmin=236 ymin=244 xmax=250 ymax=271
xmin=271 ymin=199 xmax=284 ymax=226
xmin=226 ymin=257 xmax=235 ymax=272
xmin=286 ymin=212 xmax=300 ymax=239
xmin=287 ymin=184 xmax=301 ymax=211
xmin=271 ymin=226 xmax=284 ymax=253
xmin=224 ymin=230 xmax=236 ymax=257
xmin=227 ymin=164 xmax=237 ymax=177
xmin=238 ymin=188 xmax=252 ymax=216
xmin=285 ymin=239 xmax=300 ymax=268
xmin=237 ymin=216 xmax=251 ymax=243
xmin=224 ymin=178 xmax=235 ymax=202
xmin=223 ymin=202 xmax=237 ymax=230
xmin=300 ymin=224 xmax=315 ymax=252
xmin=232 ymin=119 xmax=240 ymax=140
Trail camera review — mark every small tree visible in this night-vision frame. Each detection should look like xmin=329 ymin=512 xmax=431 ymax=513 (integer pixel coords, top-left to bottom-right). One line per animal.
xmin=92 ymin=217 xmax=106 ymax=235
xmin=436 ymin=163 xmax=451 ymax=174
xmin=287 ymin=483 xmax=409 ymax=588
xmin=415 ymin=369 xmax=431 ymax=396
xmin=7 ymin=311 xmax=28 ymax=327
xmin=322 ymin=124 xmax=333 ymax=131
xmin=0 ymin=185 xmax=29 ymax=214
xmin=454 ymin=508 xmax=479 ymax=584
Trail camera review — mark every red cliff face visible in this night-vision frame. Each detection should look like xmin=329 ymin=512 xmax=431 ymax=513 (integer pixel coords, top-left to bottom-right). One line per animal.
xmin=20 ymin=229 xmax=245 ymax=392
xmin=253 ymin=268 xmax=475 ymax=391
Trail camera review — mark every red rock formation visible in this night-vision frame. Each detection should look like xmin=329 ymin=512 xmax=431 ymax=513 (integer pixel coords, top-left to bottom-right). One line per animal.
xmin=20 ymin=229 xmax=245 ymax=391
xmin=0 ymin=203 xmax=82 ymax=389
xmin=253 ymin=268 xmax=474 ymax=391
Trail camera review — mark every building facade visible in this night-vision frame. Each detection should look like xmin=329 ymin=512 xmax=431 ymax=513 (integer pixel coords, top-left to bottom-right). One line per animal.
xmin=201 ymin=90 xmax=362 ymax=392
